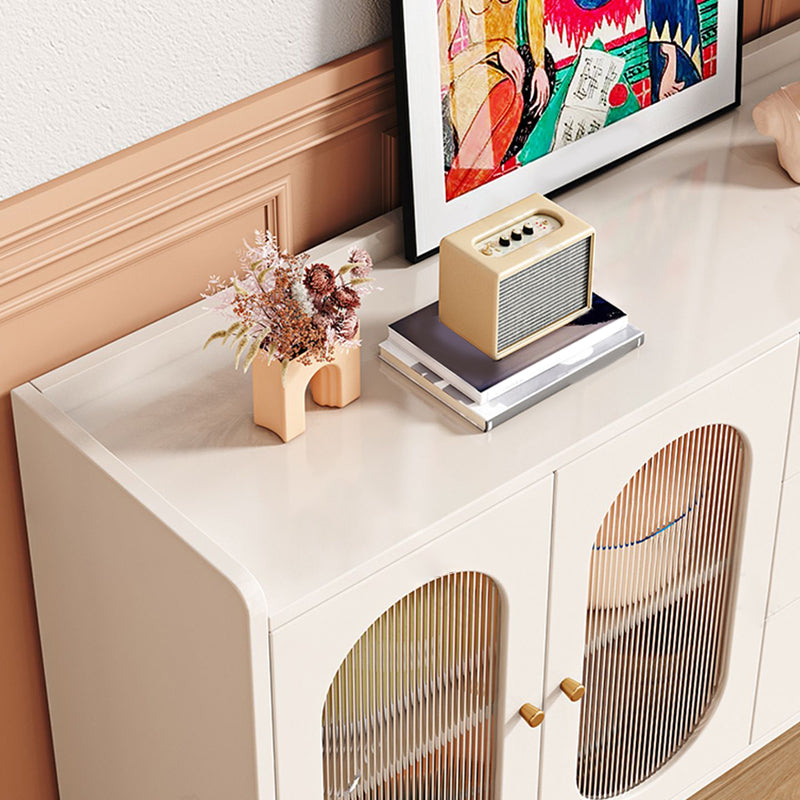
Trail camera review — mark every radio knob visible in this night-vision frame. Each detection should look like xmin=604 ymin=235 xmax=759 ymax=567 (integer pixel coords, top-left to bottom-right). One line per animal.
xmin=498 ymin=235 xmax=510 ymax=247
xmin=523 ymin=223 xmax=534 ymax=235
xmin=511 ymin=229 xmax=522 ymax=241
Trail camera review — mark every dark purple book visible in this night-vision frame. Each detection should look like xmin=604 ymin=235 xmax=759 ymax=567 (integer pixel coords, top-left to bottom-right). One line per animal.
xmin=387 ymin=294 xmax=627 ymax=403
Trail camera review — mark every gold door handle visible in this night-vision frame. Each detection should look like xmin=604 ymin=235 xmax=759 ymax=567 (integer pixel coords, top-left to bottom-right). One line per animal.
xmin=519 ymin=703 xmax=545 ymax=728
xmin=560 ymin=678 xmax=585 ymax=702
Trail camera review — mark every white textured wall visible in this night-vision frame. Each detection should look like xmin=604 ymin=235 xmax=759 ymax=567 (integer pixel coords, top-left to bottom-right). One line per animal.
xmin=0 ymin=0 xmax=391 ymax=199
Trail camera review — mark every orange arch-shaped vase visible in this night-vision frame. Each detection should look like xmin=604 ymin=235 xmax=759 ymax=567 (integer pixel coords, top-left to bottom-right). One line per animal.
xmin=251 ymin=343 xmax=361 ymax=442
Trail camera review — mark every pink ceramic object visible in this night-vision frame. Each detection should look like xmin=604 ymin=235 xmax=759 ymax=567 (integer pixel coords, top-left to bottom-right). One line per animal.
xmin=251 ymin=343 xmax=361 ymax=443
xmin=753 ymin=81 xmax=800 ymax=184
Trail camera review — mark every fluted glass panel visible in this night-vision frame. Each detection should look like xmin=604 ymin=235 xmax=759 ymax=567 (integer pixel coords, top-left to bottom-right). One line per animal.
xmin=578 ymin=425 xmax=744 ymax=798
xmin=323 ymin=572 xmax=501 ymax=800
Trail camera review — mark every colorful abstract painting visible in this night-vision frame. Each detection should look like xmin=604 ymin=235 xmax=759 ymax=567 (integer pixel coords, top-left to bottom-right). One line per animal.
xmin=439 ymin=0 xmax=719 ymax=200
xmin=391 ymin=0 xmax=737 ymax=258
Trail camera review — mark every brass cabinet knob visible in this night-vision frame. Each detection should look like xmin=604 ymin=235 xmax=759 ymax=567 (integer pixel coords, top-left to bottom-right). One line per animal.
xmin=560 ymin=678 xmax=585 ymax=702
xmin=519 ymin=703 xmax=545 ymax=728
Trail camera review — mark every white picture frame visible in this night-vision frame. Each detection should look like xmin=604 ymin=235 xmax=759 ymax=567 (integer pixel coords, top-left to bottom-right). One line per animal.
xmin=391 ymin=0 xmax=742 ymax=261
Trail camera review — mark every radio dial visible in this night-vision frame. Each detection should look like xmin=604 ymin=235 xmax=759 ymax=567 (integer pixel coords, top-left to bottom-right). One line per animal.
xmin=472 ymin=212 xmax=562 ymax=258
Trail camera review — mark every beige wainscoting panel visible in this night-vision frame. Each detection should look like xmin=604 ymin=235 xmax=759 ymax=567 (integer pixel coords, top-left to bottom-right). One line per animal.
xmin=762 ymin=0 xmax=800 ymax=32
xmin=744 ymin=0 xmax=765 ymax=40
xmin=743 ymin=0 xmax=800 ymax=44
xmin=382 ymin=127 xmax=401 ymax=213
xmin=0 ymin=39 xmax=396 ymax=800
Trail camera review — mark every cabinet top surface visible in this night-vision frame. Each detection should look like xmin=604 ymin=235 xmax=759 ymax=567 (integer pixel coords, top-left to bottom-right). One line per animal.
xmin=23 ymin=28 xmax=800 ymax=628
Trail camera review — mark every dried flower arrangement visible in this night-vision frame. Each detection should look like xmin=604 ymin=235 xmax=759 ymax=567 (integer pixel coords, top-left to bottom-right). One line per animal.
xmin=203 ymin=231 xmax=375 ymax=379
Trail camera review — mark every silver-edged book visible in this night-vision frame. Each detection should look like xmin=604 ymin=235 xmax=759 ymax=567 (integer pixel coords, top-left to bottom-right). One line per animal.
xmin=379 ymin=323 xmax=645 ymax=432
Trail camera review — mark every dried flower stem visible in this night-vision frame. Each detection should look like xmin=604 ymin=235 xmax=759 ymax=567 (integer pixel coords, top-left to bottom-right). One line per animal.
xmin=203 ymin=232 xmax=376 ymax=374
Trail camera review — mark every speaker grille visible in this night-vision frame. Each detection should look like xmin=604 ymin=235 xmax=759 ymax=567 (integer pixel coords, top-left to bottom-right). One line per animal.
xmin=497 ymin=237 xmax=591 ymax=352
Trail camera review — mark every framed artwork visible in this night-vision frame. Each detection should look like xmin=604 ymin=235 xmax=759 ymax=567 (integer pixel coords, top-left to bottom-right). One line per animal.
xmin=391 ymin=0 xmax=742 ymax=260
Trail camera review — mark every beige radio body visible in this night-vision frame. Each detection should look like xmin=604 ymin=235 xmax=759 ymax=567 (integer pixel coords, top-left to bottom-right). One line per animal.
xmin=439 ymin=194 xmax=595 ymax=360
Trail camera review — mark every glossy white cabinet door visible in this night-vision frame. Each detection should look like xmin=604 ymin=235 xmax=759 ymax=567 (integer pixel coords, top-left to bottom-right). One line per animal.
xmin=781 ymin=344 xmax=800 ymax=481
xmin=767 ymin=472 xmax=800 ymax=615
xmin=268 ymin=478 xmax=552 ymax=800
xmin=752 ymin=597 xmax=800 ymax=741
xmin=541 ymin=339 xmax=797 ymax=800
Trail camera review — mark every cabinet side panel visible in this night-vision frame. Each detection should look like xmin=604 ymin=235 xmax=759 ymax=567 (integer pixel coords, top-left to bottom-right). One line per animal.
xmin=12 ymin=390 xmax=270 ymax=800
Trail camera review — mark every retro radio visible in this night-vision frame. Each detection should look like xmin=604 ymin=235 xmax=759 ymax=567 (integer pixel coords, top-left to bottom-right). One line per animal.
xmin=439 ymin=194 xmax=595 ymax=360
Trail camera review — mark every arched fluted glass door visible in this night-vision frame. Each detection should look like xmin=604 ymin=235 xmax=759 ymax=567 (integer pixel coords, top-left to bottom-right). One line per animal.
xmin=322 ymin=572 xmax=502 ymax=799
xmin=578 ymin=424 xmax=745 ymax=798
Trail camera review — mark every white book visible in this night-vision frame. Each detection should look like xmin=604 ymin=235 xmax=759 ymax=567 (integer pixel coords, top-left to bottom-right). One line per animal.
xmin=379 ymin=323 xmax=645 ymax=432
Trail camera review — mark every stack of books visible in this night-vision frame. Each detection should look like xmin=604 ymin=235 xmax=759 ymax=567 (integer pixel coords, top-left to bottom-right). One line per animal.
xmin=378 ymin=294 xmax=644 ymax=431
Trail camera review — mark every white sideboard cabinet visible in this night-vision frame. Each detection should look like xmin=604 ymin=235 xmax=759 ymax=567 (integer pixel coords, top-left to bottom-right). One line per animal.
xmin=12 ymin=21 xmax=800 ymax=800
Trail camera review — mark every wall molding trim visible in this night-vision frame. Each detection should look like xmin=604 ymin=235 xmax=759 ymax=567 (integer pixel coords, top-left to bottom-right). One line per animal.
xmin=0 ymin=39 xmax=397 ymax=800
xmin=0 ymin=178 xmax=294 ymax=323
xmin=0 ymin=39 xmax=396 ymax=323
xmin=381 ymin=128 xmax=400 ymax=214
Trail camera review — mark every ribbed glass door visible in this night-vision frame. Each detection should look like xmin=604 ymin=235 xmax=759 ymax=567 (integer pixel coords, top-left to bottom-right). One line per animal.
xmin=577 ymin=424 xmax=744 ymax=798
xmin=322 ymin=572 xmax=501 ymax=799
